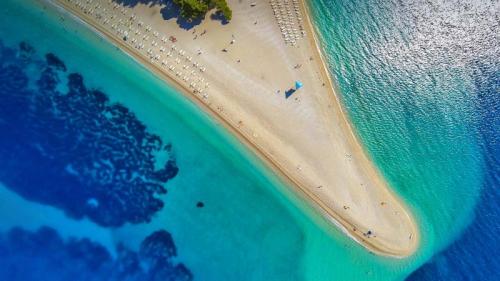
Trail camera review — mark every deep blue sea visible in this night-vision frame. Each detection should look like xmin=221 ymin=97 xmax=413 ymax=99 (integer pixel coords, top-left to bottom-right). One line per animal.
xmin=0 ymin=0 xmax=498 ymax=280
xmin=406 ymin=60 xmax=500 ymax=280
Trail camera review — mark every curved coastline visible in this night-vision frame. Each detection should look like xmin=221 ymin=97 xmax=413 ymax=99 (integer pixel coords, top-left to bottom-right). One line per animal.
xmin=46 ymin=0 xmax=419 ymax=257
xmin=298 ymin=0 xmax=421 ymax=256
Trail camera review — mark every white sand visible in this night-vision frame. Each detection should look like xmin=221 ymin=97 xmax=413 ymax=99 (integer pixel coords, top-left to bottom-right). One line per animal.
xmin=51 ymin=0 xmax=419 ymax=257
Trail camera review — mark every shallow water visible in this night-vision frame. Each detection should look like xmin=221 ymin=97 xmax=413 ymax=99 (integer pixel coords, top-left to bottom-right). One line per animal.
xmin=0 ymin=1 xmax=306 ymax=280
xmin=309 ymin=0 xmax=499 ymax=279
xmin=0 ymin=0 xmax=498 ymax=280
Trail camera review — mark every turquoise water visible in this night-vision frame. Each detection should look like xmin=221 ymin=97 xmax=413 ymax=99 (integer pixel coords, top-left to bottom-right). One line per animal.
xmin=0 ymin=0 xmax=498 ymax=280
xmin=310 ymin=0 xmax=485 ymax=252
xmin=309 ymin=0 xmax=499 ymax=279
xmin=0 ymin=1 xmax=306 ymax=280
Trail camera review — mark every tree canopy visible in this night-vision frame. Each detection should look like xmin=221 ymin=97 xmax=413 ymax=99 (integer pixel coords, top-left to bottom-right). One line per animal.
xmin=213 ymin=0 xmax=232 ymax=21
xmin=173 ymin=0 xmax=232 ymax=22
xmin=173 ymin=0 xmax=209 ymax=20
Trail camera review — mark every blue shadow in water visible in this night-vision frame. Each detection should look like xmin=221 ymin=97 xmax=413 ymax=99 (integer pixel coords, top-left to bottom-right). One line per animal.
xmin=407 ymin=63 xmax=500 ymax=281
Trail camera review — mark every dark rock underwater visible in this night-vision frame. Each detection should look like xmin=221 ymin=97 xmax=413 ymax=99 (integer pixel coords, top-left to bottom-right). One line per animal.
xmin=0 ymin=227 xmax=192 ymax=281
xmin=0 ymin=40 xmax=192 ymax=280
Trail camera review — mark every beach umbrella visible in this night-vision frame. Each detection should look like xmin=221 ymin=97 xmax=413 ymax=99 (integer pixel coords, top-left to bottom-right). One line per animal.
xmin=295 ymin=81 xmax=303 ymax=90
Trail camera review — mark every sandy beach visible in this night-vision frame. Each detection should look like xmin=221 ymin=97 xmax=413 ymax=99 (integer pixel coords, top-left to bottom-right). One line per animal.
xmin=47 ymin=0 xmax=419 ymax=257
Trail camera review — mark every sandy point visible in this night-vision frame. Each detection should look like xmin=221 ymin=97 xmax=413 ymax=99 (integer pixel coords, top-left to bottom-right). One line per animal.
xmin=50 ymin=0 xmax=419 ymax=257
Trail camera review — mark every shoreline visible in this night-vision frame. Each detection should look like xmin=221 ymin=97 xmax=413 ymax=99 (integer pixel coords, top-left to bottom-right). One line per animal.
xmin=46 ymin=0 xmax=419 ymax=257
xmin=298 ymin=0 xmax=421 ymax=254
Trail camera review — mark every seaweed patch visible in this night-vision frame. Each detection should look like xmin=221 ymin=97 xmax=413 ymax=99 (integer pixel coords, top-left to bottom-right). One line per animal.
xmin=0 ymin=226 xmax=193 ymax=281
